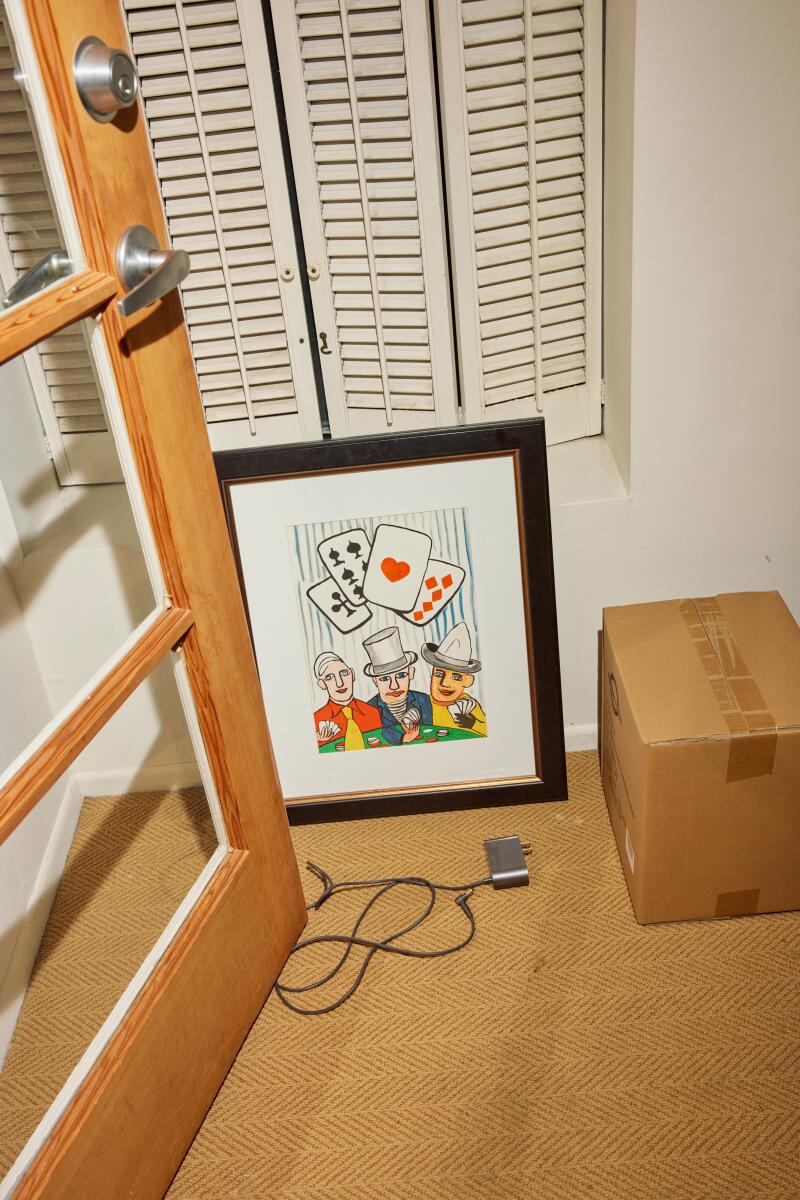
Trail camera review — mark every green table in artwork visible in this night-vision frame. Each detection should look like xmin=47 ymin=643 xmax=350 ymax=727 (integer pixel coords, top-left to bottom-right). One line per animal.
xmin=319 ymin=725 xmax=483 ymax=753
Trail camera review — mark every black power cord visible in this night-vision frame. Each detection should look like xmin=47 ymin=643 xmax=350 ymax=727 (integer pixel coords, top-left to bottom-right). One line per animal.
xmin=275 ymin=839 xmax=531 ymax=1016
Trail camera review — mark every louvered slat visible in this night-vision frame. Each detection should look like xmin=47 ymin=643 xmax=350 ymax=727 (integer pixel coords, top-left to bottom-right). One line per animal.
xmin=0 ymin=6 xmax=106 ymax=438
xmin=436 ymin=0 xmax=601 ymax=441
xmin=272 ymin=0 xmax=456 ymax=434
xmin=122 ymin=0 xmax=320 ymax=448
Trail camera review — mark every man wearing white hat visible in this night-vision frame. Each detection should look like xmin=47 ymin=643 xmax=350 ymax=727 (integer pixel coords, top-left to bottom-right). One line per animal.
xmin=313 ymin=650 xmax=381 ymax=751
xmin=363 ymin=626 xmax=433 ymax=745
xmin=422 ymin=622 xmax=487 ymax=737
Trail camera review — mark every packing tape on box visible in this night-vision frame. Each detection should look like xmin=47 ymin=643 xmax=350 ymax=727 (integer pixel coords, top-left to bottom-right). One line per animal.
xmin=715 ymin=888 xmax=761 ymax=917
xmin=679 ymin=597 xmax=777 ymax=781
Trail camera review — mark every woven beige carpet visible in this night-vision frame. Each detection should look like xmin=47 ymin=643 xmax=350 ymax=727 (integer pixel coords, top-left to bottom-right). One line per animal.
xmin=0 ymin=788 xmax=216 ymax=1176
xmin=165 ymin=752 xmax=799 ymax=1200
xmin=2 ymin=756 xmax=799 ymax=1198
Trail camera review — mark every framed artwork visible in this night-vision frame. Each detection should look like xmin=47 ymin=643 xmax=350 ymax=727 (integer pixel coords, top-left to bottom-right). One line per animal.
xmin=216 ymin=420 xmax=566 ymax=821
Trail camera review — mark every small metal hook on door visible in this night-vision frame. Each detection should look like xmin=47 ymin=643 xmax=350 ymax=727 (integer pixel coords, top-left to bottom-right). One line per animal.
xmin=319 ymin=332 xmax=332 ymax=355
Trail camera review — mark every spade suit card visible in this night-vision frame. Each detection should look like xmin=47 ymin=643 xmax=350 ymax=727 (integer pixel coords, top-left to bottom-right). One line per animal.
xmin=307 ymin=577 xmax=372 ymax=633
xmin=399 ymin=559 xmax=465 ymax=627
xmin=362 ymin=523 xmax=432 ymax=613
xmin=317 ymin=528 xmax=371 ymax=605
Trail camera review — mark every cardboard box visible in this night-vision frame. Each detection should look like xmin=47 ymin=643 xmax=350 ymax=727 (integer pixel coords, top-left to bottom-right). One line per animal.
xmin=600 ymin=592 xmax=800 ymax=923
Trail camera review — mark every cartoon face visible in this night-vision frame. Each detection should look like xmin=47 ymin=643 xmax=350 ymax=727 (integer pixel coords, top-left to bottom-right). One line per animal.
xmin=317 ymin=658 xmax=355 ymax=705
xmin=430 ymin=667 xmax=474 ymax=706
xmin=374 ymin=665 xmax=414 ymax=704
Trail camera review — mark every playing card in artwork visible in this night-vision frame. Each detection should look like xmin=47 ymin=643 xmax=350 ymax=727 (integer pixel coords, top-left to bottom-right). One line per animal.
xmin=362 ymin=524 xmax=432 ymax=613
xmin=317 ymin=528 xmax=371 ymax=605
xmin=399 ymin=559 xmax=466 ymax=628
xmin=307 ymin=577 xmax=373 ymax=633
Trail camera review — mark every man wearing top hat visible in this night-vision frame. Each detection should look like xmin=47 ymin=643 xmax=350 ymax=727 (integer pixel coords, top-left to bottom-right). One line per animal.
xmin=422 ymin=621 xmax=487 ymax=737
xmin=363 ymin=626 xmax=433 ymax=746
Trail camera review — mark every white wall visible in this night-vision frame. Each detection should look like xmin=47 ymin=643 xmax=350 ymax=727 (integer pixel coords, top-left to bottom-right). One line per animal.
xmin=0 ymin=558 xmax=50 ymax=770
xmin=0 ymin=513 xmax=78 ymax=1066
xmin=550 ymin=0 xmax=800 ymax=746
xmin=0 ymin=358 xmax=58 ymax=554
xmin=0 ymin=767 xmax=79 ymax=1069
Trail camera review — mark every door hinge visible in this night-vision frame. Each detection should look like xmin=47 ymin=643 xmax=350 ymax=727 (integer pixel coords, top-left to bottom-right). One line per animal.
xmin=600 ymin=377 xmax=607 ymax=407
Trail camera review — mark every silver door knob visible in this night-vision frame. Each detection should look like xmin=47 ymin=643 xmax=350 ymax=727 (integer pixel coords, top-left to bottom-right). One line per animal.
xmin=115 ymin=225 xmax=190 ymax=318
xmin=74 ymin=36 xmax=138 ymax=123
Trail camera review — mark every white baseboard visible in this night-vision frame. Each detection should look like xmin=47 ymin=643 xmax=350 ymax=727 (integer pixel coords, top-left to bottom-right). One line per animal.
xmin=75 ymin=762 xmax=202 ymax=798
xmin=564 ymin=723 xmax=598 ymax=752
xmin=0 ymin=777 xmax=83 ymax=1069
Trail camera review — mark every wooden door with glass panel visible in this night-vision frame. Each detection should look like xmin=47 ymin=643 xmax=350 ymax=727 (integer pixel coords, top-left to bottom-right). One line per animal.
xmin=0 ymin=0 xmax=305 ymax=1196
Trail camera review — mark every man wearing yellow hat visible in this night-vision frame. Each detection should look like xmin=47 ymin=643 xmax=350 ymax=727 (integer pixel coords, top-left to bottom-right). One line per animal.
xmin=422 ymin=622 xmax=487 ymax=737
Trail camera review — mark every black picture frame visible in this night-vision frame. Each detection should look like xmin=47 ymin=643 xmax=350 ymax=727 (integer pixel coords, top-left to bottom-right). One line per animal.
xmin=215 ymin=418 xmax=567 ymax=823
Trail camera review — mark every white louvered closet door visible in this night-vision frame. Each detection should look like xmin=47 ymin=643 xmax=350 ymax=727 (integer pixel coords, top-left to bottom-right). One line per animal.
xmin=122 ymin=0 xmax=322 ymax=450
xmin=435 ymin=0 xmax=602 ymax=443
xmin=269 ymin=0 xmax=458 ymax=437
xmin=0 ymin=1 xmax=120 ymax=484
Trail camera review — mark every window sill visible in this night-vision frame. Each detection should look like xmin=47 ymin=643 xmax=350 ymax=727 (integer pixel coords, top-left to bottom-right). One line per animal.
xmin=546 ymin=433 xmax=629 ymax=509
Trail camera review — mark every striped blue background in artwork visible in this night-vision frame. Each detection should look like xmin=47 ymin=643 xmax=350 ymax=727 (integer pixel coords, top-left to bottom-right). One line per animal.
xmin=290 ymin=508 xmax=484 ymax=707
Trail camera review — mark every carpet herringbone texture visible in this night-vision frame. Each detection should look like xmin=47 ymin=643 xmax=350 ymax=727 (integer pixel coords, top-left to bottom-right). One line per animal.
xmin=0 ymin=788 xmax=216 ymax=1177
xmin=166 ymin=753 xmax=800 ymax=1200
xmin=2 ymin=756 xmax=799 ymax=1198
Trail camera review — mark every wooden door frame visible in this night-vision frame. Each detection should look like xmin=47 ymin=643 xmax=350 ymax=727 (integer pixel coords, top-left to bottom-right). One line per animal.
xmin=0 ymin=1 xmax=306 ymax=1195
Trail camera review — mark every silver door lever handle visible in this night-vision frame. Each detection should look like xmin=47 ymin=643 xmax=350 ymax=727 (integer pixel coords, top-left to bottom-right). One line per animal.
xmin=116 ymin=225 xmax=189 ymax=318
xmin=3 ymin=248 xmax=74 ymax=308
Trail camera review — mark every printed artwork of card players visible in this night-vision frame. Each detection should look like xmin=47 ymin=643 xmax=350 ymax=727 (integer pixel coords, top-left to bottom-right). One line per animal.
xmin=289 ymin=509 xmax=487 ymax=755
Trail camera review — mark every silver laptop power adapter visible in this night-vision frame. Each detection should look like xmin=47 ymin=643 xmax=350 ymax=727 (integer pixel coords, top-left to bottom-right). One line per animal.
xmin=484 ymin=835 xmax=532 ymax=889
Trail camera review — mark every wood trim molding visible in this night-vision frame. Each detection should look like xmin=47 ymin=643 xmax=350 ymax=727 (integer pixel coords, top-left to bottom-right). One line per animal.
xmin=0 ymin=270 xmax=117 ymax=366
xmin=0 ymin=606 xmax=193 ymax=846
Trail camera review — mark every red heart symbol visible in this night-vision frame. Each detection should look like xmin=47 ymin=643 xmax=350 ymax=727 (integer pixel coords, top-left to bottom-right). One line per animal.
xmin=381 ymin=556 xmax=410 ymax=583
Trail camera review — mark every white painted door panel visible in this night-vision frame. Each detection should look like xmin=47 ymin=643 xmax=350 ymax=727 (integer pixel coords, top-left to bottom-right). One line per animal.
xmin=122 ymin=0 xmax=323 ymax=450
xmin=269 ymin=0 xmax=458 ymax=437
xmin=434 ymin=0 xmax=602 ymax=443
